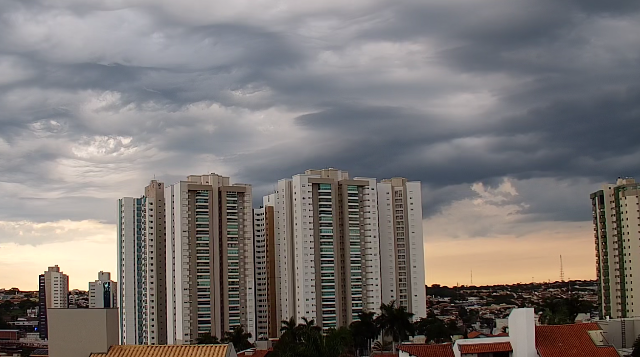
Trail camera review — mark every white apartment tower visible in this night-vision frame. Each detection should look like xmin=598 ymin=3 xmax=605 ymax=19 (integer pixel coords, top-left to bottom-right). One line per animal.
xmin=118 ymin=180 xmax=167 ymax=345
xmin=165 ymin=173 xmax=256 ymax=345
xmin=592 ymin=177 xmax=640 ymax=319
xmin=89 ymin=271 xmax=118 ymax=308
xmin=38 ymin=265 xmax=69 ymax=339
xmin=378 ymin=178 xmax=427 ymax=319
xmin=254 ymin=194 xmax=278 ymax=339
xmin=272 ymin=168 xmax=383 ymax=329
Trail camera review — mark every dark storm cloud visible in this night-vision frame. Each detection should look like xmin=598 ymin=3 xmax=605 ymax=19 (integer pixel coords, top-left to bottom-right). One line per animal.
xmin=0 ymin=0 xmax=638 ymax=240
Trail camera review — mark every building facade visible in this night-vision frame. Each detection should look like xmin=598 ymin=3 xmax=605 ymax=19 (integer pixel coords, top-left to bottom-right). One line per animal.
xmin=271 ymin=168 xmax=383 ymax=329
xmin=118 ymin=180 xmax=167 ymax=345
xmin=47 ymin=308 xmax=119 ymax=357
xmin=38 ymin=265 xmax=69 ymax=339
xmin=378 ymin=178 xmax=427 ymax=319
xmin=89 ymin=272 xmax=118 ymax=309
xmin=592 ymin=177 xmax=640 ymax=319
xmin=165 ymin=173 xmax=256 ymax=345
xmin=253 ymin=194 xmax=278 ymax=339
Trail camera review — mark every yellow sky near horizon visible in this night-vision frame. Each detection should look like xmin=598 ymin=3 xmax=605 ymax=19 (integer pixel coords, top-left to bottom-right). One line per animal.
xmin=0 ymin=220 xmax=596 ymax=291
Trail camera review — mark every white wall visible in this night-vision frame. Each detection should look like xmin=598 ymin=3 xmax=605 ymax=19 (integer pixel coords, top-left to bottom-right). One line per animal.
xmin=275 ymin=179 xmax=295 ymax=323
xmin=355 ymin=177 xmax=382 ymax=314
xmin=118 ymin=198 xmax=138 ymax=345
xmin=508 ymin=308 xmax=536 ymax=357
xmin=377 ymin=183 xmax=396 ymax=306
xmin=240 ymin=185 xmax=257 ymax=341
xmin=407 ymin=182 xmax=427 ymax=320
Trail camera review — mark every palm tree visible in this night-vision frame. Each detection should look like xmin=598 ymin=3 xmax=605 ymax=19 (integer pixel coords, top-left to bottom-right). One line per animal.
xmin=350 ymin=311 xmax=378 ymax=356
xmin=375 ymin=300 xmax=415 ymax=352
xmin=280 ymin=317 xmax=300 ymax=342
xmin=298 ymin=317 xmax=322 ymax=337
xmin=222 ymin=325 xmax=253 ymax=351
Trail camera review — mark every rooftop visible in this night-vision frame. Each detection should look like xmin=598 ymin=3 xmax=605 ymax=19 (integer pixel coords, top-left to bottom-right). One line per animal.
xmin=96 ymin=345 xmax=234 ymax=357
xmin=397 ymin=343 xmax=454 ymax=357
xmin=459 ymin=342 xmax=512 ymax=354
xmin=535 ymin=323 xmax=619 ymax=357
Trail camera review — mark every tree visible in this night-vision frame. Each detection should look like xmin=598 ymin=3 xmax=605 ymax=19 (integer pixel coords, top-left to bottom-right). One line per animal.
xmin=632 ymin=334 xmax=640 ymax=357
xmin=273 ymin=317 xmax=355 ymax=357
xmin=349 ymin=311 xmax=378 ymax=356
xmin=298 ymin=317 xmax=322 ymax=336
xmin=375 ymin=300 xmax=415 ymax=351
xmin=196 ymin=332 xmax=220 ymax=345
xmin=222 ymin=325 xmax=253 ymax=352
xmin=538 ymin=297 xmax=593 ymax=325
xmin=414 ymin=316 xmax=452 ymax=343
xmin=18 ymin=299 xmax=37 ymax=311
xmin=280 ymin=317 xmax=300 ymax=342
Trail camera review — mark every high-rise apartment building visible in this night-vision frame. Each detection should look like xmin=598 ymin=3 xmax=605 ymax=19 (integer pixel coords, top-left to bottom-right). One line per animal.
xmin=378 ymin=178 xmax=427 ymax=319
xmin=38 ymin=265 xmax=69 ymax=339
xmin=254 ymin=194 xmax=278 ymax=339
xmin=89 ymin=271 xmax=118 ymax=308
xmin=271 ymin=168 xmax=383 ymax=329
xmin=118 ymin=180 xmax=167 ymax=345
xmin=165 ymin=173 xmax=256 ymax=345
xmin=592 ymin=177 xmax=640 ymax=318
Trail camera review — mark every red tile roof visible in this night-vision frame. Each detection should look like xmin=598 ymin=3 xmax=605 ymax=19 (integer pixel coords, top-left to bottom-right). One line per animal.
xmin=397 ymin=344 xmax=454 ymax=357
xmin=535 ymin=323 xmax=619 ymax=357
xmin=467 ymin=331 xmax=483 ymax=338
xmin=467 ymin=331 xmax=508 ymax=338
xmin=459 ymin=342 xmax=512 ymax=354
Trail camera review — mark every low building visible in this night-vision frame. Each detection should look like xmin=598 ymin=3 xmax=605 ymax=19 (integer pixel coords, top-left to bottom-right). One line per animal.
xmin=47 ymin=308 xmax=118 ymax=357
xmin=30 ymin=349 xmax=49 ymax=357
xmin=89 ymin=344 xmax=237 ymax=357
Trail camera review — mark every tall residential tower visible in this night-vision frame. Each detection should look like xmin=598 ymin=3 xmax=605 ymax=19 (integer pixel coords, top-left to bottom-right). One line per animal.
xmin=271 ymin=168 xmax=383 ymax=329
xmin=254 ymin=194 xmax=278 ymax=339
xmin=592 ymin=177 xmax=640 ymax=318
xmin=378 ymin=178 xmax=427 ymax=319
xmin=118 ymin=180 xmax=167 ymax=345
xmin=38 ymin=265 xmax=69 ymax=339
xmin=165 ymin=173 xmax=256 ymax=345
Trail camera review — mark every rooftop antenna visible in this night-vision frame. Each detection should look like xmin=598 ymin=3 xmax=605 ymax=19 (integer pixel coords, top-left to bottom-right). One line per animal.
xmin=560 ymin=255 xmax=565 ymax=282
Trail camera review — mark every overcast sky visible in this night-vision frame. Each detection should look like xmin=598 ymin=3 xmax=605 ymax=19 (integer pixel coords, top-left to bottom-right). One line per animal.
xmin=1 ymin=0 xmax=639 ymax=290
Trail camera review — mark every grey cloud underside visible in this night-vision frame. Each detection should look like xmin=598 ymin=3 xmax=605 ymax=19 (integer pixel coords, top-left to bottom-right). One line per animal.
xmin=0 ymin=0 xmax=639 ymax=242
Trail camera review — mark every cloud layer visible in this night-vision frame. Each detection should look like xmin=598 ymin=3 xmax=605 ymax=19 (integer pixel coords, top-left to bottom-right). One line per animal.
xmin=0 ymin=0 xmax=639 ymax=287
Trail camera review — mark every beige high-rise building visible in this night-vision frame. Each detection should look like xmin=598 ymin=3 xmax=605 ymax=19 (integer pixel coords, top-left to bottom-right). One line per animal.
xmin=272 ymin=168 xmax=382 ymax=329
xmin=38 ymin=265 xmax=69 ymax=339
xmin=165 ymin=173 xmax=256 ymax=345
xmin=592 ymin=177 xmax=640 ymax=319
xmin=118 ymin=180 xmax=167 ymax=345
xmin=378 ymin=178 xmax=427 ymax=319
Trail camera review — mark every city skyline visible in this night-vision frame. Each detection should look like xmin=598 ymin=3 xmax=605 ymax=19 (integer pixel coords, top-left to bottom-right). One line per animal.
xmin=1 ymin=0 xmax=639 ymax=292
xmin=2 ymin=172 xmax=601 ymax=291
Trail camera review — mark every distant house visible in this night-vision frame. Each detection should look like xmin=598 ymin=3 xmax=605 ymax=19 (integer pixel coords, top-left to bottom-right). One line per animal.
xmin=398 ymin=308 xmax=619 ymax=357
